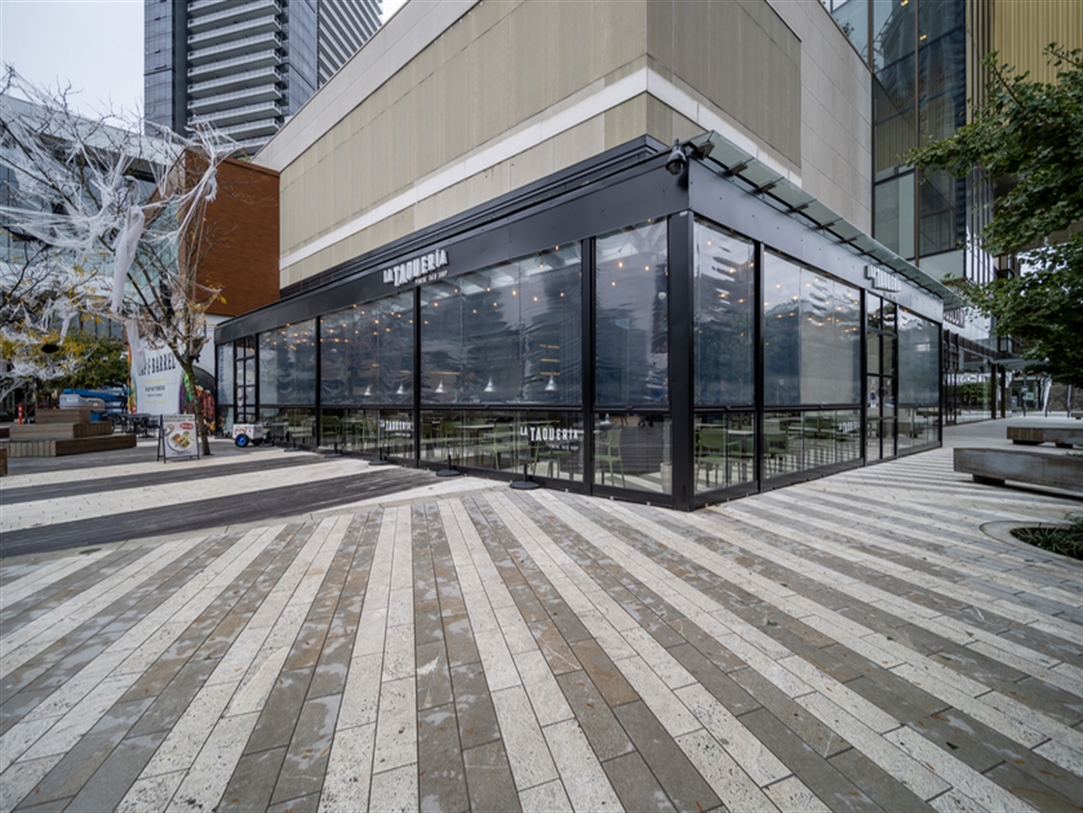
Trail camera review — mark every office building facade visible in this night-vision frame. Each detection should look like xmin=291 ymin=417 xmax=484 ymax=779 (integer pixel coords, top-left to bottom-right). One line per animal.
xmin=216 ymin=1 xmax=955 ymax=510
xmin=144 ymin=0 xmax=382 ymax=151
xmin=823 ymin=0 xmax=1082 ymax=422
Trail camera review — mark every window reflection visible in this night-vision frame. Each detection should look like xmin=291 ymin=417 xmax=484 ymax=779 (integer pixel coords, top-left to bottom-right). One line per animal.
xmin=694 ymin=219 xmax=754 ymax=406
xmin=594 ymin=412 xmax=671 ymax=494
xmin=259 ymin=321 xmax=316 ymax=405
xmin=420 ymin=245 xmax=582 ymax=405
xmin=321 ymin=293 xmax=413 ymax=406
xmin=596 ymin=220 xmax=668 ymax=407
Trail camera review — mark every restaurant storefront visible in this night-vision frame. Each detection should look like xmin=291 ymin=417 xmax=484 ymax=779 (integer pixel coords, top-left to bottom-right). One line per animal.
xmin=217 ymin=134 xmax=945 ymax=510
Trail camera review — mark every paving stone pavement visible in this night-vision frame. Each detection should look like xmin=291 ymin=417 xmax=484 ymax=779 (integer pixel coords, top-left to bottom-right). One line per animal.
xmin=0 ymin=422 xmax=1080 ymax=812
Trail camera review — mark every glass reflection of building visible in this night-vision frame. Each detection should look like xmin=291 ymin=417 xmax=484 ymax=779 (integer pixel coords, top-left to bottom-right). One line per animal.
xmin=217 ymin=134 xmax=945 ymax=510
xmin=823 ymin=0 xmax=1007 ymax=424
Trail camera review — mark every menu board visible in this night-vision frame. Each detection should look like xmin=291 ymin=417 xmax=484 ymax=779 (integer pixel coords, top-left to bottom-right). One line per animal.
xmin=161 ymin=414 xmax=199 ymax=460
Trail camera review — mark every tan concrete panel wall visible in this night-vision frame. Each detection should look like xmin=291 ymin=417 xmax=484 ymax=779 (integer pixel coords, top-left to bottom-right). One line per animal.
xmin=276 ymin=0 xmax=868 ymax=286
xmin=992 ymin=0 xmax=1082 ymax=85
xmin=647 ymin=0 xmax=802 ymax=166
xmin=768 ymin=0 xmax=873 ymax=233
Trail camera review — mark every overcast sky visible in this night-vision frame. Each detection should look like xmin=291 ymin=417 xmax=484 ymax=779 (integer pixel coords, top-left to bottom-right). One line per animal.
xmin=0 ymin=0 xmax=406 ymax=122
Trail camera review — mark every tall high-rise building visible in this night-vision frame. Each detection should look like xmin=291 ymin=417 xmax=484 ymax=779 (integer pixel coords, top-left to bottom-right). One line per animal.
xmin=144 ymin=0 xmax=382 ymax=152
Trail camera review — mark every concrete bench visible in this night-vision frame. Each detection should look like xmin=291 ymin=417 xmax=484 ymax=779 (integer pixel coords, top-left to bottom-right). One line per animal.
xmin=954 ymin=447 xmax=1083 ymax=495
xmin=1007 ymin=421 xmax=1082 ymax=448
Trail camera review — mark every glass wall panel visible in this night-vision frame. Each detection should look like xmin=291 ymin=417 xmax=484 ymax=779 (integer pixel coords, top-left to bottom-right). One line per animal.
xmin=694 ymin=411 xmax=755 ymax=493
xmin=421 ymin=246 xmax=581 ymax=405
xmin=321 ymin=293 xmax=414 ymax=406
xmin=217 ymin=343 xmax=234 ymax=405
xmin=420 ymin=410 xmax=584 ymax=481
xmin=763 ymin=254 xmax=801 ymax=405
xmin=595 ymin=220 xmax=669 ymax=407
xmin=258 ymin=320 xmax=316 ymax=405
xmin=594 ymin=413 xmax=671 ymax=494
xmin=764 ymin=253 xmax=861 ymax=406
xmin=694 ymin=219 xmax=755 ymax=406
xmin=259 ymin=407 xmax=316 ymax=446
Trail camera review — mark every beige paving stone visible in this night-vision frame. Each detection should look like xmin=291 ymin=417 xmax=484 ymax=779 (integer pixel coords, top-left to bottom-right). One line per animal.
xmin=885 ymin=726 xmax=1040 ymax=812
xmin=616 ymin=655 xmax=701 ymax=737
xmin=677 ymin=728 xmax=780 ymax=811
xmin=114 ymin=769 xmax=186 ymax=813
xmin=373 ymin=676 xmax=416 ymax=772
xmin=543 ymin=717 xmax=621 ymax=811
xmin=674 ymin=682 xmax=790 ymax=786
xmin=338 ymin=652 xmax=383 ymax=729
xmin=928 ymin=789 xmax=989 ymax=813
xmin=490 ymin=684 xmax=558 ymax=791
xmin=319 ymin=722 xmax=376 ymax=812
xmin=0 ymin=717 xmax=56 ymax=775
xmin=763 ymin=775 xmax=833 ymax=813
xmin=381 ymin=622 xmax=416 ymax=682
xmin=796 ymin=692 xmax=949 ymax=800
xmin=164 ymin=710 xmax=259 ymax=813
xmin=513 ymin=649 xmax=572 ymax=726
xmin=518 ymin=779 xmax=572 ymax=812
xmin=140 ymin=680 xmax=239 ymax=777
xmin=368 ymin=762 xmax=419 ymax=812
xmin=19 ymin=671 xmax=134 ymax=761
xmin=0 ymin=553 xmax=107 ymax=608
xmin=1034 ymin=736 xmax=1083 ymax=775
xmin=0 ymin=753 xmax=63 ymax=813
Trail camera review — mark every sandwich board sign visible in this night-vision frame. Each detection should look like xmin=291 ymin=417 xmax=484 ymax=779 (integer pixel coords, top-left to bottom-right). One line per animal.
xmin=159 ymin=415 xmax=200 ymax=461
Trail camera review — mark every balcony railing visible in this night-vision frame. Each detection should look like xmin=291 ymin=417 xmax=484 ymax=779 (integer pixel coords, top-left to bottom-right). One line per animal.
xmin=188 ymin=49 xmax=280 ymax=79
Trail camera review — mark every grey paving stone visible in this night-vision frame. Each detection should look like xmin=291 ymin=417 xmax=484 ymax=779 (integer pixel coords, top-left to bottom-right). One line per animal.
xmin=128 ymin=657 xmax=219 ymax=738
xmin=997 ymin=625 xmax=1083 ymax=670
xmin=418 ymin=702 xmax=468 ymax=813
xmin=730 ymin=667 xmax=850 ymax=758
xmin=836 ymin=605 xmax=952 ymax=658
xmin=216 ymin=745 xmax=286 ymax=813
xmin=828 ymin=743 xmax=937 ymax=812
xmin=283 ymin=617 xmax=332 ymax=672
xmin=740 ymin=707 xmax=881 ymax=813
xmin=556 ymin=670 xmax=635 ymax=762
xmin=570 ymin=638 xmax=639 ymax=707
xmin=12 ymin=795 xmax=75 ymax=813
xmin=927 ymin=644 xmax=1030 ymax=690
xmin=463 ymin=740 xmax=521 ymax=813
xmin=308 ymin=632 xmax=354 ymax=700
xmin=245 ymin=667 xmax=313 ymax=755
xmin=267 ymin=791 xmax=320 ymax=813
xmin=451 ymin=661 xmax=501 ymax=750
xmin=541 ymin=595 xmax=594 ymax=644
xmin=666 ymin=618 xmax=748 ymax=673
xmin=416 ymin=639 xmax=454 ymax=710
xmin=271 ymin=693 xmax=340 ymax=804
xmin=984 ymin=757 xmax=1083 ymax=811
xmin=531 ymin=619 xmax=582 ymax=675
xmin=414 ymin=599 xmax=444 ymax=648
xmin=0 ymin=686 xmax=53 ymax=729
xmin=667 ymin=644 xmax=761 ymax=717
xmin=833 ymin=656 xmax=949 ymax=717
xmin=442 ymin=613 xmax=480 ymax=669
xmin=602 ymin=750 xmax=678 ymax=813
xmin=613 ymin=700 xmax=722 ymax=813
xmin=63 ymin=729 xmax=168 ymax=813
xmin=13 ymin=696 xmax=153 ymax=807
xmin=996 ymin=675 xmax=1083 ymax=731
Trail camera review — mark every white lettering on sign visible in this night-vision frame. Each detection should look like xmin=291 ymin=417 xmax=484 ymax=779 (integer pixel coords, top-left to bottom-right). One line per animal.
xmin=521 ymin=426 xmax=583 ymax=444
xmin=865 ymin=264 xmax=902 ymax=293
xmin=379 ymin=420 xmax=412 ymax=432
xmin=382 ymin=249 xmax=449 ymax=287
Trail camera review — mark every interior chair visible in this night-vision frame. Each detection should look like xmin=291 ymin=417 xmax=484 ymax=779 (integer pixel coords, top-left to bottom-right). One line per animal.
xmin=695 ymin=426 xmax=729 ymax=488
xmin=595 ymin=427 xmax=625 ymax=487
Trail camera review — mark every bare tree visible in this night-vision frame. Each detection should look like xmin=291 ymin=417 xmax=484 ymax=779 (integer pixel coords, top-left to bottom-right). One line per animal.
xmin=1 ymin=69 xmax=235 ymax=453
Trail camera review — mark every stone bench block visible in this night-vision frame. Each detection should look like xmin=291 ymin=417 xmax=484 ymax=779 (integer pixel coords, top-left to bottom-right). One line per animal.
xmin=954 ymin=447 xmax=1083 ymax=494
xmin=1008 ymin=424 xmax=1083 ymax=448
xmin=7 ymin=433 xmax=136 ymax=458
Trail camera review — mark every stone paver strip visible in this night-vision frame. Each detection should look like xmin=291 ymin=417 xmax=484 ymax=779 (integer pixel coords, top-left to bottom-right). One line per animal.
xmin=1 ymin=432 xmax=1080 ymax=812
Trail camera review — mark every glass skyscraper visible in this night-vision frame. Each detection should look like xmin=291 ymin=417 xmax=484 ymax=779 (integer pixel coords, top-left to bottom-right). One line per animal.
xmin=144 ymin=0 xmax=382 ymax=152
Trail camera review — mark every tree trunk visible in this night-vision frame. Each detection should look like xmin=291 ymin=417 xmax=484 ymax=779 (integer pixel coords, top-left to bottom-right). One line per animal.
xmin=178 ymin=357 xmax=212 ymax=457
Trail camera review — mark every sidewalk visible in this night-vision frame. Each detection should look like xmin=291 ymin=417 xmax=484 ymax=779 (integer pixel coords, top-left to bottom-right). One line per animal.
xmin=0 ymin=419 xmax=1080 ymax=812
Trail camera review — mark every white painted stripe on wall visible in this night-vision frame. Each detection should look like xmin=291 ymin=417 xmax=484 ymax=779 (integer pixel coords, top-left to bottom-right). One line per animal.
xmin=279 ymin=67 xmax=802 ymax=273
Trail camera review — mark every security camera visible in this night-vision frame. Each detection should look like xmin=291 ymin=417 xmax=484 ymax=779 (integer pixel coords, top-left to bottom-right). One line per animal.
xmin=666 ymin=139 xmax=688 ymax=175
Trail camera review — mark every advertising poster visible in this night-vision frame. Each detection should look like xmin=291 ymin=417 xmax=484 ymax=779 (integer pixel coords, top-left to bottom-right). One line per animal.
xmin=161 ymin=414 xmax=199 ymax=460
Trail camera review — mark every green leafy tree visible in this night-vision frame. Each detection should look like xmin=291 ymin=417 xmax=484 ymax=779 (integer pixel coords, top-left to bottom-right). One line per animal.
xmin=907 ymin=44 xmax=1083 ymax=388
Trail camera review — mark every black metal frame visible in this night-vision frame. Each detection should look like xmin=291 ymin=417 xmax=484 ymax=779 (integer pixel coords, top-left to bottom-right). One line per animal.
xmin=216 ymin=136 xmax=945 ymax=510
